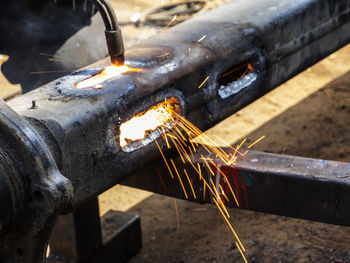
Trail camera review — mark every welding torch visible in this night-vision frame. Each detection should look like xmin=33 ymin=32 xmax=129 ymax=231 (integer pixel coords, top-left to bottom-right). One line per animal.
xmin=90 ymin=0 xmax=125 ymax=65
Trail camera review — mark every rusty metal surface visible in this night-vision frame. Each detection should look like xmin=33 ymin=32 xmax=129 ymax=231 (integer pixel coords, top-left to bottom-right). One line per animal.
xmin=7 ymin=0 xmax=350 ymax=210
xmin=0 ymin=99 xmax=73 ymax=262
xmin=0 ymin=0 xmax=349 ymax=262
xmin=123 ymin=148 xmax=350 ymax=226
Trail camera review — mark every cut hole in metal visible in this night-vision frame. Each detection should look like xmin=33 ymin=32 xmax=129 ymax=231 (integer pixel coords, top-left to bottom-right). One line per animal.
xmin=119 ymin=97 xmax=181 ymax=153
xmin=218 ymin=63 xmax=257 ymax=99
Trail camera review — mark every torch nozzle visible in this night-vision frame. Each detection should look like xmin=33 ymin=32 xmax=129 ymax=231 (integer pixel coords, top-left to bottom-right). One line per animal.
xmin=105 ymin=29 xmax=125 ymax=66
xmin=110 ymin=54 xmax=125 ymax=66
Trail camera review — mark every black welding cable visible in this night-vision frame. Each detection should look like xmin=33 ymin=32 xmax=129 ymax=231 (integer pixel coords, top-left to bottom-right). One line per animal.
xmin=89 ymin=0 xmax=125 ymax=65
xmin=89 ymin=0 xmax=113 ymax=30
xmin=99 ymin=0 xmax=118 ymax=30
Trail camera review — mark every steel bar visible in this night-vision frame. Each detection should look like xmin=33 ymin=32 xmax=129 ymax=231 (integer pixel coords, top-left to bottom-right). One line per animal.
xmin=123 ymin=148 xmax=350 ymax=226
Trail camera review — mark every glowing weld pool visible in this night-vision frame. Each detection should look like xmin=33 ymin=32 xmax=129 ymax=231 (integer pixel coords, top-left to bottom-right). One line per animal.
xmin=75 ymin=65 xmax=138 ymax=89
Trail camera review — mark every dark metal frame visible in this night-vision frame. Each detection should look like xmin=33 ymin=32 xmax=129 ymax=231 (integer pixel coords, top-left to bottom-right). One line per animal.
xmin=0 ymin=0 xmax=349 ymax=262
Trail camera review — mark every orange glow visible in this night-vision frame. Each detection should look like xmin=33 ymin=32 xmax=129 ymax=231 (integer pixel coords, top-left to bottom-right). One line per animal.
xmin=119 ymin=98 xmax=180 ymax=148
xmin=75 ymin=65 xmax=138 ymax=89
xmin=117 ymin=91 xmax=266 ymax=262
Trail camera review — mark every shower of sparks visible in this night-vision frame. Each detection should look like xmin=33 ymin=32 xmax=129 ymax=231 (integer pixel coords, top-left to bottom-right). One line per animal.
xmin=198 ymin=76 xmax=210 ymax=89
xmin=119 ymin=98 xmax=265 ymax=262
xmin=75 ymin=65 xmax=138 ymax=89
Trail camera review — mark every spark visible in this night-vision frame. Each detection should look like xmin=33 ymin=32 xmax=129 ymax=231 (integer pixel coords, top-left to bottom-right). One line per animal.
xmin=171 ymin=159 xmax=188 ymax=199
xmin=236 ymin=242 xmax=248 ymax=263
xmin=166 ymin=15 xmax=177 ymax=28
xmin=155 ymin=139 xmax=174 ymax=179
xmin=210 ymin=178 xmax=230 ymax=219
xmin=198 ymin=35 xmax=207 ymax=42
xmin=201 ymin=156 xmax=215 ymax=175
xmin=213 ymin=198 xmax=245 ymax=253
xmin=184 ymin=169 xmax=196 ymax=199
xmin=222 ymin=63 xmax=251 ymax=78
xmin=170 ymin=136 xmax=186 ymax=163
xmin=237 ymin=138 xmax=247 ymax=150
xmin=198 ymin=76 xmax=210 ymax=89
xmin=248 ymin=135 xmax=265 ymax=148
xmin=197 ymin=164 xmax=202 ymax=181
xmin=212 ymin=163 xmax=239 ymax=206
xmin=219 ymin=184 xmax=229 ymax=202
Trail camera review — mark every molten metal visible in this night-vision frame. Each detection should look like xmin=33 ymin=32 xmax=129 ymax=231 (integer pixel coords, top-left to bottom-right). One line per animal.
xmin=75 ymin=65 xmax=138 ymax=89
xmin=119 ymin=97 xmax=180 ymax=149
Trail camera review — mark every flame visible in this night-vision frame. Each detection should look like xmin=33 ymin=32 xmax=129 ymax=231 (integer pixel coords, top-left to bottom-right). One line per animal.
xmin=119 ymin=98 xmax=179 ymax=148
xmin=75 ymin=65 xmax=138 ymax=89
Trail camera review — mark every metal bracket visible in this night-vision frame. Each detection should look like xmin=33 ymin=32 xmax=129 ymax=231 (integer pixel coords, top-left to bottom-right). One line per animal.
xmin=48 ymin=197 xmax=142 ymax=263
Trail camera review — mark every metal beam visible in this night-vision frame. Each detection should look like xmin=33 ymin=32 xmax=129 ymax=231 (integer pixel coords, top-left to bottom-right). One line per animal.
xmin=123 ymin=149 xmax=350 ymax=226
xmin=7 ymin=0 xmax=350 ymax=210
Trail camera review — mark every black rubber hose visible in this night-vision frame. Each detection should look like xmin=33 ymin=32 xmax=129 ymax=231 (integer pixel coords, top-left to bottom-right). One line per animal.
xmin=90 ymin=0 xmax=113 ymax=30
xmin=100 ymin=0 xmax=118 ymax=29
xmin=89 ymin=0 xmax=125 ymax=65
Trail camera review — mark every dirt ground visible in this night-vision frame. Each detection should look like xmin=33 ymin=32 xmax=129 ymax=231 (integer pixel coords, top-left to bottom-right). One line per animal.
xmin=1 ymin=1 xmax=350 ymax=262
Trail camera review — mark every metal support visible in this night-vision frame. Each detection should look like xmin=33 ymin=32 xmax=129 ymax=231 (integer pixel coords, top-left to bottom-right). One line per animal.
xmin=123 ymin=148 xmax=350 ymax=226
xmin=48 ymin=197 xmax=142 ymax=263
